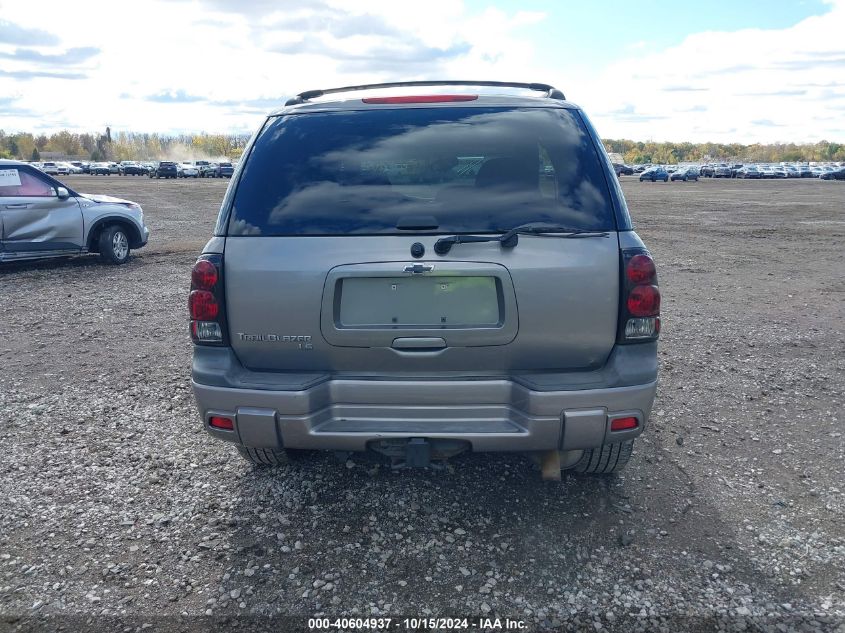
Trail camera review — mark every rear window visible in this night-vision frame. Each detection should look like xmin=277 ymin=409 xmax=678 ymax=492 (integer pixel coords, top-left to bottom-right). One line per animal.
xmin=228 ymin=107 xmax=615 ymax=236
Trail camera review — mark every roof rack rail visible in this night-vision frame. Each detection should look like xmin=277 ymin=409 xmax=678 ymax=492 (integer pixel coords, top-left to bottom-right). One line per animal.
xmin=284 ymin=80 xmax=565 ymax=106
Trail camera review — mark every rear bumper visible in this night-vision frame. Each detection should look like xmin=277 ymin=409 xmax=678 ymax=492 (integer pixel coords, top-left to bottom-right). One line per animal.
xmin=192 ymin=346 xmax=658 ymax=453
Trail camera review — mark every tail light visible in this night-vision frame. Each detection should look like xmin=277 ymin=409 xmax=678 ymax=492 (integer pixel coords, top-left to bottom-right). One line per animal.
xmin=189 ymin=254 xmax=226 ymax=345
xmin=619 ymin=249 xmax=660 ymax=343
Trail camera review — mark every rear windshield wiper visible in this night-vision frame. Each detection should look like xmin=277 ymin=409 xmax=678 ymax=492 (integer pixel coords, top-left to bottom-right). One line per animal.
xmin=433 ymin=223 xmax=610 ymax=255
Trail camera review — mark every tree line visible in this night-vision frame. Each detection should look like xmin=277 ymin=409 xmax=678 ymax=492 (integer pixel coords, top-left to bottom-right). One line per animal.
xmin=603 ymin=139 xmax=845 ymax=165
xmin=0 ymin=129 xmax=249 ymax=162
xmin=0 ymin=128 xmax=843 ymax=164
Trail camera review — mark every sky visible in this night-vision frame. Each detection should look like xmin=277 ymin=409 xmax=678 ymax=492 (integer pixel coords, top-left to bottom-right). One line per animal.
xmin=0 ymin=0 xmax=843 ymax=143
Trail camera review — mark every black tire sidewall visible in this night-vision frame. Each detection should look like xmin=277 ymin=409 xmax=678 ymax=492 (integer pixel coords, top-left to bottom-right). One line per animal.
xmin=99 ymin=225 xmax=130 ymax=264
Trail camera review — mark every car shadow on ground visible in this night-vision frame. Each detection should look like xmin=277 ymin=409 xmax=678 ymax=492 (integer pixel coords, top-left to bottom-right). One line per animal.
xmin=217 ymin=438 xmax=793 ymax=621
xmin=0 ymin=254 xmax=105 ymax=275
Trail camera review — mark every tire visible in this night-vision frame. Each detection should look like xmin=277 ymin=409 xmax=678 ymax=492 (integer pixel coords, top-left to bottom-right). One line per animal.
xmin=98 ymin=225 xmax=131 ymax=264
xmin=236 ymin=446 xmax=289 ymax=466
xmin=571 ymin=440 xmax=634 ymax=474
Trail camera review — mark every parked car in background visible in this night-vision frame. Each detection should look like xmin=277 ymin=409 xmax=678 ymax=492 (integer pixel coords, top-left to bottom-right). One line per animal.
xmin=179 ymin=162 xmax=200 ymax=178
xmin=69 ymin=161 xmax=87 ymax=174
xmin=713 ymin=163 xmax=732 ymax=178
xmin=195 ymin=160 xmax=212 ymax=176
xmin=191 ymin=80 xmax=659 ymax=476
xmin=0 ymin=159 xmax=149 ymax=264
xmin=797 ymin=164 xmax=813 ymax=178
xmin=639 ymin=166 xmax=669 ymax=182
xmin=820 ymin=166 xmax=845 ymax=180
xmin=736 ymin=165 xmax=761 ymax=179
xmin=55 ymin=163 xmax=71 ymax=176
xmin=772 ymin=166 xmax=788 ymax=179
xmin=670 ymin=166 xmax=699 ymax=181
xmin=758 ymin=165 xmax=775 ymax=178
xmin=41 ymin=162 xmax=59 ymax=175
xmin=699 ymin=164 xmax=715 ymax=177
xmin=614 ymin=163 xmax=633 ymax=176
xmin=89 ymin=162 xmax=112 ymax=175
xmin=217 ymin=162 xmax=234 ymax=178
xmin=151 ymin=161 xmax=178 ymax=179
xmin=214 ymin=162 xmax=234 ymax=178
xmin=120 ymin=161 xmax=148 ymax=176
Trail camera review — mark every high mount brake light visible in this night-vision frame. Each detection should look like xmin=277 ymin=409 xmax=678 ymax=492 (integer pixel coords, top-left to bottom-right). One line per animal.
xmin=362 ymin=95 xmax=479 ymax=104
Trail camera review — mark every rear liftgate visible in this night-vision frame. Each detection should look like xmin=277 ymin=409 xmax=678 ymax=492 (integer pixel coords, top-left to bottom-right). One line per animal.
xmin=324 ymin=261 xmax=517 ymax=469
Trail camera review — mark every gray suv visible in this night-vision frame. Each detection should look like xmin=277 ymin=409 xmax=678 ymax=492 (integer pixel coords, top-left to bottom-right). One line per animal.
xmin=0 ymin=160 xmax=149 ymax=264
xmin=190 ymin=81 xmax=660 ymax=478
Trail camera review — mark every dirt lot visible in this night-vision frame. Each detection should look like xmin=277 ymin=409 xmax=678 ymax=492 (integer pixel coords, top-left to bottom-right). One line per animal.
xmin=1 ymin=175 xmax=843 ymax=632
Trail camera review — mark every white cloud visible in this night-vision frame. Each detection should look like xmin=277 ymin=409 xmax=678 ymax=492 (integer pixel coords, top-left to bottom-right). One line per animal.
xmin=571 ymin=1 xmax=845 ymax=142
xmin=0 ymin=0 xmax=842 ymax=143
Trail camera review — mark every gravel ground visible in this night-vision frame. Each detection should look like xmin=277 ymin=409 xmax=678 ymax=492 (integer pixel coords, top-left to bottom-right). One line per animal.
xmin=1 ymin=176 xmax=843 ymax=632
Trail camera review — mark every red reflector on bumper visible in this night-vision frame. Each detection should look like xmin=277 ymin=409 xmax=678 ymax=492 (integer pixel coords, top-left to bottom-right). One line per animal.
xmin=610 ymin=416 xmax=638 ymax=432
xmin=209 ymin=416 xmax=234 ymax=430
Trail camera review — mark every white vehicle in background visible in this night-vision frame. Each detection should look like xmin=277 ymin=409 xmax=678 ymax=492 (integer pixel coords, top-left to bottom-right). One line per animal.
xmin=179 ymin=161 xmax=199 ymax=178
xmin=41 ymin=162 xmax=60 ymax=175
xmin=55 ymin=162 xmax=71 ymax=176
xmin=0 ymin=159 xmax=150 ymax=264
xmin=61 ymin=162 xmax=84 ymax=175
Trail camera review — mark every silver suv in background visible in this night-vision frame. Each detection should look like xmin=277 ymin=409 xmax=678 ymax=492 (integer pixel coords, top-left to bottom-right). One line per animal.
xmin=0 ymin=160 xmax=149 ymax=264
xmin=190 ymin=81 xmax=660 ymax=479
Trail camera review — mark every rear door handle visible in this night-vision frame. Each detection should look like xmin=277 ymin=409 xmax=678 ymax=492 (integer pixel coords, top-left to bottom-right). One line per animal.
xmin=391 ymin=337 xmax=447 ymax=350
xmin=4 ymin=203 xmax=30 ymax=209
xmin=403 ymin=264 xmax=433 ymax=274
